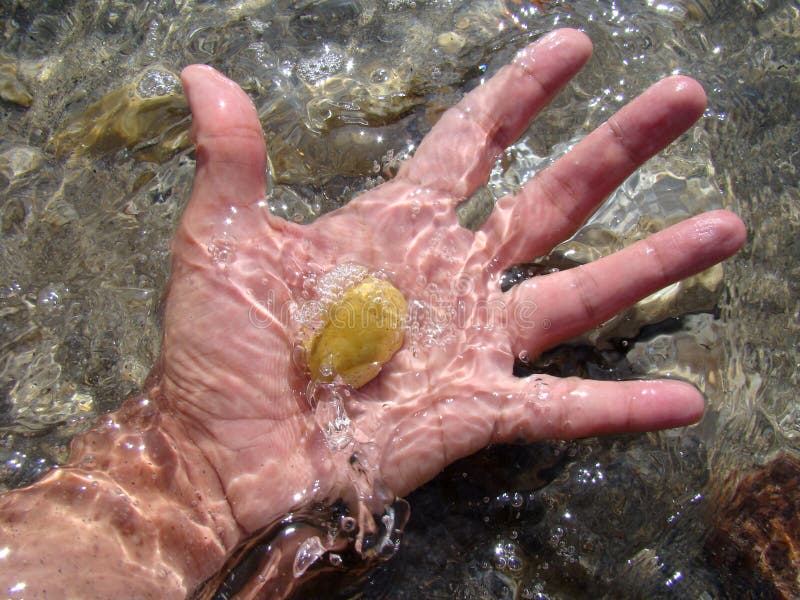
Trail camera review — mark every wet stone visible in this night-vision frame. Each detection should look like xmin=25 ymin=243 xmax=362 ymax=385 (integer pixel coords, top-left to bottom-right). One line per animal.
xmin=706 ymin=453 xmax=800 ymax=599
xmin=1 ymin=197 xmax=26 ymax=234
xmin=301 ymin=270 xmax=407 ymax=389
xmin=52 ymin=67 xmax=189 ymax=162
xmin=0 ymin=60 xmax=33 ymax=108
xmin=0 ymin=144 xmax=44 ymax=182
xmin=436 ymin=31 xmax=466 ymax=55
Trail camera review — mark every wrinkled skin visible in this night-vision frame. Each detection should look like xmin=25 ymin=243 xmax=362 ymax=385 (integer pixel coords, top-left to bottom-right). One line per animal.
xmin=0 ymin=29 xmax=747 ymax=597
xmin=160 ymin=28 xmax=744 ymax=534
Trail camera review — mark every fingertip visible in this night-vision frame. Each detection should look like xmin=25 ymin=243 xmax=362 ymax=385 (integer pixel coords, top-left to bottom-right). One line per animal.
xmin=690 ymin=209 xmax=748 ymax=259
xmin=667 ymin=380 xmax=707 ymax=426
xmin=651 ymin=75 xmax=707 ymax=128
xmin=665 ymin=74 xmax=707 ymax=112
xmin=516 ymin=28 xmax=593 ymax=81
xmin=712 ymin=209 xmax=748 ymax=253
xmin=180 ymin=64 xmax=229 ymax=101
xmin=180 ymin=63 xmax=215 ymax=84
xmin=565 ymin=27 xmax=594 ymax=53
xmin=622 ymin=379 xmax=706 ymax=432
xmin=538 ymin=27 xmax=594 ymax=55
xmin=179 ymin=64 xmax=260 ymax=139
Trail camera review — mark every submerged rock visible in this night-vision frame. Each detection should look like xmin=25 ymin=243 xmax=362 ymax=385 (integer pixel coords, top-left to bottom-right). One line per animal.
xmin=0 ymin=59 xmax=33 ymax=107
xmin=706 ymin=453 xmax=800 ymax=599
xmin=52 ymin=67 xmax=189 ymax=162
xmin=0 ymin=144 xmax=44 ymax=182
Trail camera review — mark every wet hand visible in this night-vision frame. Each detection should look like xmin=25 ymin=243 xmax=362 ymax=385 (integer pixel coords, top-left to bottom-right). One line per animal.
xmin=157 ymin=28 xmax=746 ymax=535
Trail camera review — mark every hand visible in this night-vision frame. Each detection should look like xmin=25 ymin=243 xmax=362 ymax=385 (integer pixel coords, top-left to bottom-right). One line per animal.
xmin=157 ymin=26 xmax=745 ymax=544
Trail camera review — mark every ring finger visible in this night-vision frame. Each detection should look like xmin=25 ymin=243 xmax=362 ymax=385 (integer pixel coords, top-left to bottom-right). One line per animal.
xmin=505 ymin=210 xmax=746 ymax=355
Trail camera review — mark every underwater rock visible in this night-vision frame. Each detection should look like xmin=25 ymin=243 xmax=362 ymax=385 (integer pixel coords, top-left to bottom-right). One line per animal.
xmin=436 ymin=31 xmax=467 ymax=55
xmin=301 ymin=66 xmax=422 ymax=133
xmin=52 ymin=67 xmax=189 ymax=162
xmin=262 ymin=1 xmax=517 ymax=185
xmin=0 ymin=59 xmax=33 ymax=107
xmin=0 ymin=144 xmax=44 ymax=182
xmin=706 ymin=453 xmax=800 ymax=599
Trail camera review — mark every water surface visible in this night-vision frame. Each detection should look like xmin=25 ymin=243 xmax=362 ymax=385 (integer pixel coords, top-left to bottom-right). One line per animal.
xmin=1 ymin=0 xmax=798 ymax=597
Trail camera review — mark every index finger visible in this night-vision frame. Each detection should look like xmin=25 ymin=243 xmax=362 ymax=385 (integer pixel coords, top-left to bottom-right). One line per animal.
xmin=397 ymin=28 xmax=592 ymax=203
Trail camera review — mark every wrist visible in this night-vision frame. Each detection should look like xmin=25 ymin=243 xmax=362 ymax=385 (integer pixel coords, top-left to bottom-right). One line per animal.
xmin=0 ymin=395 xmax=243 ymax=597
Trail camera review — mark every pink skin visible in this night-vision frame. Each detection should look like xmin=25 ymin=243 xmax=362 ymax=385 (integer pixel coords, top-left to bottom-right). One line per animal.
xmin=0 ymin=29 xmax=746 ymax=597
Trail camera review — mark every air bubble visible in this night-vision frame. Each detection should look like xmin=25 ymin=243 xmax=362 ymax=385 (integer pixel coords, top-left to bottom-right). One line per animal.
xmin=340 ymin=515 xmax=356 ymax=532
xmin=370 ymin=68 xmax=389 ymax=83
xmin=37 ymin=284 xmax=66 ymax=313
xmin=207 ymin=234 xmax=238 ymax=267
xmin=295 ymin=45 xmax=345 ymax=84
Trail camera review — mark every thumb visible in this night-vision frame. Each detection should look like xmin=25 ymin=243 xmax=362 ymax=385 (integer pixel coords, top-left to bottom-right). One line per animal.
xmin=180 ymin=65 xmax=268 ymax=220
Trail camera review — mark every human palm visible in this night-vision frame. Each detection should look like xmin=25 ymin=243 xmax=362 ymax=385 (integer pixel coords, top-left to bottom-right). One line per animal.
xmin=155 ymin=29 xmax=745 ymax=536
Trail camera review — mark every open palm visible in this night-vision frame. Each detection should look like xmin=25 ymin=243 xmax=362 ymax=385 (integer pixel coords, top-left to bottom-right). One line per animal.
xmin=156 ymin=28 xmax=745 ymax=545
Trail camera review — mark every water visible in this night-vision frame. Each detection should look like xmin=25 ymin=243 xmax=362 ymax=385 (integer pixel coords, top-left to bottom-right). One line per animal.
xmin=1 ymin=0 xmax=798 ymax=597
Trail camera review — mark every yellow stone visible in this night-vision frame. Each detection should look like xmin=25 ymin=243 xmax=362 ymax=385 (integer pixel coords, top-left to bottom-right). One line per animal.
xmin=305 ymin=276 xmax=406 ymax=388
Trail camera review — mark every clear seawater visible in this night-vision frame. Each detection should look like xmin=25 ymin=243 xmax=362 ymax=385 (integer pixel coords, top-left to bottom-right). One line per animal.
xmin=0 ymin=0 xmax=798 ymax=597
